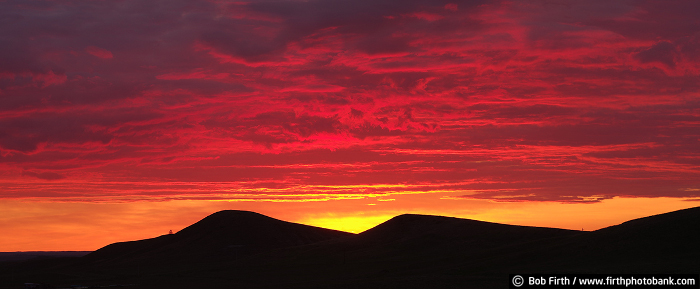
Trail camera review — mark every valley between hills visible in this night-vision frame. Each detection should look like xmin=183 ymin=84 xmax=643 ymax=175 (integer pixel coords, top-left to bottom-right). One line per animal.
xmin=1 ymin=207 xmax=699 ymax=288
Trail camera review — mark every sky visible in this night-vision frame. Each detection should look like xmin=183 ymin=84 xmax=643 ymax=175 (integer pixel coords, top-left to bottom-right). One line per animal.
xmin=1 ymin=0 xmax=699 ymax=251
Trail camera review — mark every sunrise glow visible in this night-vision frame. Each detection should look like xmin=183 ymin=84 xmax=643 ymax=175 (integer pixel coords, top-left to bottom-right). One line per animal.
xmin=1 ymin=0 xmax=699 ymax=251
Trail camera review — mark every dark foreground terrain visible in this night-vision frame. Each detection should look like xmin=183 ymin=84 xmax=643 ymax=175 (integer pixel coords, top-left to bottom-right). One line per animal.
xmin=1 ymin=207 xmax=699 ymax=288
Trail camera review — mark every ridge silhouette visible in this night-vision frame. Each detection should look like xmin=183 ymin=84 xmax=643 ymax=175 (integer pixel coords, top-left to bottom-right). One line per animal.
xmin=358 ymin=213 xmax=580 ymax=244
xmin=1 ymin=207 xmax=698 ymax=289
xmin=83 ymin=210 xmax=352 ymax=265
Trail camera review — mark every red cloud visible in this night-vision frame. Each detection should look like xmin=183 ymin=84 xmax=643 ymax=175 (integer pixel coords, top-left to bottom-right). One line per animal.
xmin=85 ymin=46 xmax=114 ymax=59
xmin=0 ymin=0 xmax=698 ymax=205
xmin=21 ymin=170 xmax=66 ymax=181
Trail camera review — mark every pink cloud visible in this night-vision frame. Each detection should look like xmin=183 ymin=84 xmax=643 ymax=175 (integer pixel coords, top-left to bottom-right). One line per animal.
xmin=85 ymin=46 xmax=113 ymax=59
xmin=0 ymin=0 xmax=698 ymax=205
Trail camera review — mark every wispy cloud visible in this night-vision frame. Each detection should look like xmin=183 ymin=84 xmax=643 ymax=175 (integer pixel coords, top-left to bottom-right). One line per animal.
xmin=0 ymin=0 xmax=698 ymax=204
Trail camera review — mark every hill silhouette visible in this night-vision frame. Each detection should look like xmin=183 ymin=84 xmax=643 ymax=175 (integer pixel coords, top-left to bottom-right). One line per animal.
xmin=1 ymin=207 xmax=698 ymax=289
xmin=534 ymin=206 xmax=700 ymax=273
xmin=0 ymin=251 xmax=91 ymax=262
xmin=83 ymin=210 xmax=352 ymax=265
xmin=356 ymin=213 xmax=580 ymax=247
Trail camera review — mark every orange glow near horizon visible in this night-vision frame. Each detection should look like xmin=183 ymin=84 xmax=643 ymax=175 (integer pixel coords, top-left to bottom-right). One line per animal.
xmin=300 ymin=196 xmax=700 ymax=233
xmin=1 ymin=1 xmax=699 ymax=252
xmin=1 ymin=196 xmax=697 ymax=252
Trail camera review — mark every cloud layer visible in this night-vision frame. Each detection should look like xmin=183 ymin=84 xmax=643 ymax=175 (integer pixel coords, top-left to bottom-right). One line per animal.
xmin=1 ymin=0 xmax=699 ymax=203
